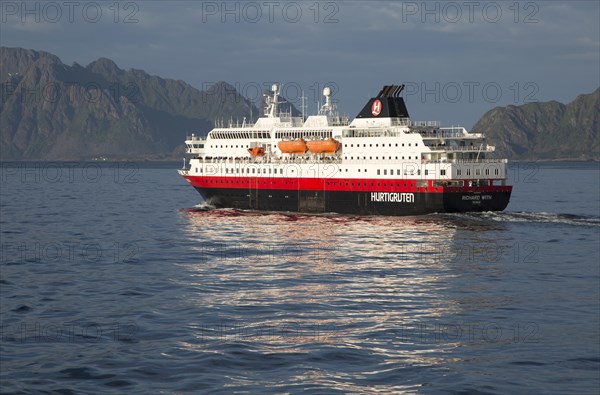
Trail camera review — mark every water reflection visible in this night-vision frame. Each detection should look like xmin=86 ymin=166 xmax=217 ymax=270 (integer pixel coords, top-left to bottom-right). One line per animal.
xmin=175 ymin=209 xmax=515 ymax=391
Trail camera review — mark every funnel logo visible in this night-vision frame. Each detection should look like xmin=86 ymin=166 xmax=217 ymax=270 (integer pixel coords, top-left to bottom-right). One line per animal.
xmin=371 ymin=99 xmax=382 ymax=116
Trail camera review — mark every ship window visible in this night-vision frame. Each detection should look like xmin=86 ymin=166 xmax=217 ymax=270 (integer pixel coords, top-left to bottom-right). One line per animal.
xmin=390 ymin=169 xmax=393 ymax=175
xmin=252 ymin=169 xmax=255 ymax=174
xmin=467 ymin=169 xmax=471 ymax=175
xmin=377 ymin=170 xmax=380 ymax=175
xmin=476 ymin=169 xmax=481 ymax=175
xmin=417 ymin=170 xmax=421 ymax=175
xmin=495 ymin=169 xmax=499 ymax=175
xmin=370 ymin=144 xmax=372 ymax=147
xmin=358 ymin=169 xmax=360 ymax=172
xmin=384 ymin=170 xmax=387 ymax=175
xmin=425 ymin=170 xmax=429 ymax=176
xmin=395 ymin=144 xmax=398 ymax=147
xmin=457 ymin=169 xmax=461 ymax=175
xmin=376 ymin=157 xmax=379 ymax=160
xmin=395 ymin=157 xmax=398 ymax=160
xmin=280 ymin=169 xmax=283 ymax=174
xmin=346 ymin=169 xmax=348 ymax=172
xmin=402 ymin=156 xmax=405 ymax=160
xmin=409 ymin=143 xmax=411 ymax=146
xmin=195 ymin=168 xmax=198 ymax=173
xmin=485 ymin=169 xmax=490 ymax=175
xmin=441 ymin=170 xmax=446 ymax=176
xmin=376 ymin=144 xmax=378 ymax=147
xmin=351 ymin=144 xmax=354 ymax=147
xmin=397 ymin=170 xmax=400 ymax=175
xmin=402 ymin=144 xmax=405 ymax=147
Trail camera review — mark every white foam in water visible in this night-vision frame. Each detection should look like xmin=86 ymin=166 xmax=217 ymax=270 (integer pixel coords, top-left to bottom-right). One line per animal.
xmin=475 ymin=211 xmax=600 ymax=227
xmin=194 ymin=202 xmax=216 ymax=210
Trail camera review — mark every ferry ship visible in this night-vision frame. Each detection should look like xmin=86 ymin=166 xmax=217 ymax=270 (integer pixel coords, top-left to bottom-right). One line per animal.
xmin=178 ymin=84 xmax=512 ymax=215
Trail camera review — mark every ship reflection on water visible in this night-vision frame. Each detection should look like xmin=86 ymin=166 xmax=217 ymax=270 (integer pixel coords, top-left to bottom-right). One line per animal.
xmin=177 ymin=209 xmax=512 ymax=372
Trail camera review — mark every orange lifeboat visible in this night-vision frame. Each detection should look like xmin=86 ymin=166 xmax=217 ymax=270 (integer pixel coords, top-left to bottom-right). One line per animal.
xmin=278 ymin=138 xmax=307 ymax=154
xmin=247 ymin=147 xmax=265 ymax=156
xmin=306 ymin=138 xmax=340 ymax=154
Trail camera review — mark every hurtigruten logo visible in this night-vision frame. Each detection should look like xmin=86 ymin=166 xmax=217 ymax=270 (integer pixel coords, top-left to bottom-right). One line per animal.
xmin=371 ymin=99 xmax=382 ymax=116
xmin=371 ymin=192 xmax=415 ymax=203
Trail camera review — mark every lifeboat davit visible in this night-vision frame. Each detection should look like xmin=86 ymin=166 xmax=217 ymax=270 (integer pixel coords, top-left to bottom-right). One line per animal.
xmin=306 ymin=138 xmax=340 ymax=154
xmin=247 ymin=147 xmax=265 ymax=156
xmin=278 ymin=138 xmax=307 ymax=154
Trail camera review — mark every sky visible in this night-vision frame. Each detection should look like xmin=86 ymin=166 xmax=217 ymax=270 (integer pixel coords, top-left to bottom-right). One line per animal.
xmin=1 ymin=0 xmax=599 ymax=128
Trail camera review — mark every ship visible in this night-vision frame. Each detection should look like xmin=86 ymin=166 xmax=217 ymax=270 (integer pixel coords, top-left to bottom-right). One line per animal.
xmin=178 ymin=84 xmax=512 ymax=215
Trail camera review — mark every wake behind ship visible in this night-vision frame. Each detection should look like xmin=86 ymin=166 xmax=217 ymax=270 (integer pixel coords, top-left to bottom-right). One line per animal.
xmin=179 ymin=84 xmax=512 ymax=215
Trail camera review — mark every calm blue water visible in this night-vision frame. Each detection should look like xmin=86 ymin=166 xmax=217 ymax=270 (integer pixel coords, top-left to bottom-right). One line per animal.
xmin=1 ymin=161 xmax=599 ymax=394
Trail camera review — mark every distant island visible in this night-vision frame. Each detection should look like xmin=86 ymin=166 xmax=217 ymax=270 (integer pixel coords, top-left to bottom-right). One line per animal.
xmin=0 ymin=47 xmax=255 ymax=161
xmin=1 ymin=47 xmax=598 ymax=161
xmin=472 ymin=87 xmax=599 ymax=161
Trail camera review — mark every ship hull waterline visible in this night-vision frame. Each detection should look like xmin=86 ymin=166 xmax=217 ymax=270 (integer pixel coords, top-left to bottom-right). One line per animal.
xmin=184 ymin=178 xmax=511 ymax=215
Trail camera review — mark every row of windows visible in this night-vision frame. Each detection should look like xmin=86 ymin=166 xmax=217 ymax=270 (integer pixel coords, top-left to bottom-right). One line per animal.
xmin=274 ymin=130 xmax=332 ymax=139
xmin=455 ymin=168 xmax=500 ymax=176
xmin=186 ymin=144 xmax=204 ymax=148
xmin=345 ymin=156 xmax=419 ymax=160
xmin=196 ymin=167 xmax=286 ymax=174
xmin=344 ymin=143 xmax=418 ymax=148
xmin=377 ymin=169 xmax=422 ymax=176
xmin=201 ymin=178 xmax=418 ymax=189
xmin=210 ymin=131 xmax=270 ymax=139
xmin=208 ymin=144 xmax=265 ymax=149
xmin=204 ymin=179 xmax=296 ymax=185
xmin=197 ymin=167 xmax=500 ymax=177
xmin=196 ymin=166 xmax=500 ymax=177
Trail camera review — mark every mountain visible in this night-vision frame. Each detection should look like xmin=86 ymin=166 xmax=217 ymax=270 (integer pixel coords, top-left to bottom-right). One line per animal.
xmin=472 ymin=89 xmax=599 ymax=160
xmin=2 ymin=47 xmax=597 ymax=161
xmin=0 ymin=47 xmax=258 ymax=160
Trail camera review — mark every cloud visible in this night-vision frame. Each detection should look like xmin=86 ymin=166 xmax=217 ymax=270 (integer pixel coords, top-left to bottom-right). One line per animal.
xmin=1 ymin=0 xmax=598 ymax=127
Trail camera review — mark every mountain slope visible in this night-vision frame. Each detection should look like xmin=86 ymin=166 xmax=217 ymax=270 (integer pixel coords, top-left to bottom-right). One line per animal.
xmin=472 ymin=89 xmax=599 ymax=160
xmin=0 ymin=47 xmax=256 ymax=160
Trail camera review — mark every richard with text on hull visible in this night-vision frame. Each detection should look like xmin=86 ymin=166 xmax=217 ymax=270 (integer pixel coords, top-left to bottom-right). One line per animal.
xmin=179 ymin=84 xmax=512 ymax=215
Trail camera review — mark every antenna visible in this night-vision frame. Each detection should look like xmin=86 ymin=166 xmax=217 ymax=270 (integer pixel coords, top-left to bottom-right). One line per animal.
xmin=301 ymin=90 xmax=306 ymax=121
xmin=319 ymin=87 xmax=335 ymax=115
